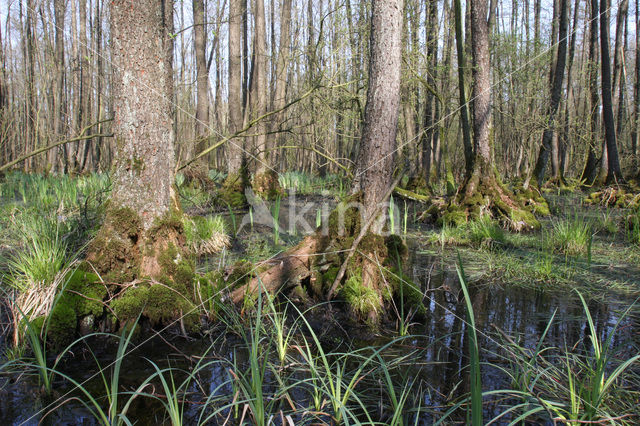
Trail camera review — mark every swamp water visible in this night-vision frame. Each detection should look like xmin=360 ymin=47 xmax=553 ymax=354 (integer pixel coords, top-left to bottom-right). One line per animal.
xmin=1 ymin=197 xmax=639 ymax=425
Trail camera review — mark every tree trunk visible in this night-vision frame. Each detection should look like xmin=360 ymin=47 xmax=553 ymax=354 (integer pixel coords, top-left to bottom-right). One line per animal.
xmin=421 ymin=0 xmax=439 ymax=183
xmin=53 ymin=0 xmax=67 ymax=172
xmin=269 ymin=0 xmax=292 ymax=161
xmin=581 ymin=0 xmax=600 ymax=185
xmin=448 ymin=0 xmax=541 ymax=231
xmin=633 ymin=0 xmax=640 ymax=172
xmin=600 ymin=0 xmax=624 ymax=183
xmin=532 ymin=0 xmax=569 ymax=186
xmin=353 ymin=0 xmax=402 ymax=221
xmin=192 ymin=0 xmax=209 ymax=174
xmin=453 ymin=0 xmax=473 ymax=175
xmin=87 ymin=0 xmax=180 ymax=280
xmin=78 ymin=0 xmax=93 ymax=172
xmin=233 ymin=0 xmax=404 ymax=326
xmin=249 ymin=0 xmax=281 ymax=198
xmin=227 ymin=0 xmax=244 ymax=174
xmin=24 ymin=0 xmax=37 ymax=172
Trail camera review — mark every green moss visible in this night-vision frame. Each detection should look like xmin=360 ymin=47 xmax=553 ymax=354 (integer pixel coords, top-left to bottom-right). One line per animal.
xmin=328 ymin=197 xmax=363 ymax=238
xmin=509 ymin=208 xmax=540 ymax=231
xmin=148 ymin=208 xmax=184 ymax=241
xmin=341 ymin=268 xmax=381 ymax=321
xmin=446 ymin=171 xmax=457 ymax=196
xmin=158 ymin=242 xmax=180 ymax=276
xmin=174 ymin=261 xmax=195 ymax=293
xmin=322 ymin=266 xmax=339 ymax=288
xmin=226 ymin=260 xmax=253 ymax=288
xmin=252 ymin=170 xmax=285 ymax=200
xmin=219 ymin=172 xmax=248 ymax=208
xmin=66 ymin=269 xmax=107 ymax=317
xmin=359 ymin=234 xmax=388 ymax=258
xmin=442 ymin=209 xmax=468 ymax=227
xmin=108 ymin=207 xmax=142 ymax=238
xmin=111 ymin=285 xmax=149 ymax=321
xmin=532 ymin=202 xmax=550 ymax=216
xmin=47 ymin=296 xmax=77 ymax=349
xmin=394 ymin=187 xmax=431 ymax=203
xmin=386 ymin=268 xmax=426 ymax=315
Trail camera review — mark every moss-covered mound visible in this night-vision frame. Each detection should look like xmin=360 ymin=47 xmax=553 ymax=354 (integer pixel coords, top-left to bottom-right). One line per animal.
xmin=420 ymin=174 xmax=541 ymax=232
xmin=585 ymin=186 xmax=640 ymax=209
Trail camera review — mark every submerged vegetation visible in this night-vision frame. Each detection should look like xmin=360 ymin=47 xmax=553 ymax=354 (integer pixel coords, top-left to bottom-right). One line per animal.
xmin=0 ymin=172 xmax=638 ymax=424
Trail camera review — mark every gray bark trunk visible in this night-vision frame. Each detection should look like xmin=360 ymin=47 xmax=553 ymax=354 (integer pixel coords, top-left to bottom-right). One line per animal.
xmin=193 ymin=0 xmax=209 ymax=168
xmin=228 ymin=0 xmax=244 ymax=173
xmin=600 ymin=0 xmax=623 ymax=183
xmin=353 ymin=0 xmax=403 ymax=222
xmin=109 ymin=0 xmax=177 ymax=231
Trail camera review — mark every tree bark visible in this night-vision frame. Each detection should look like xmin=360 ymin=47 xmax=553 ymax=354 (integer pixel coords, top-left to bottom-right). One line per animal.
xmin=633 ymin=0 xmax=640 ymax=172
xmin=53 ymin=0 xmax=67 ymax=172
xmin=453 ymin=0 xmax=473 ymax=176
xmin=269 ymin=0 xmax=292 ymax=159
xmin=581 ymin=0 xmax=600 ymax=185
xmin=192 ymin=0 xmax=209 ymax=173
xmin=599 ymin=0 xmax=624 ymax=183
xmin=352 ymin=0 xmax=403 ymax=223
xmin=88 ymin=0 xmax=179 ymax=278
xmin=532 ymin=0 xmax=569 ymax=186
xmin=251 ymin=0 xmax=271 ymax=183
xmin=227 ymin=0 xmax=244 ymax=174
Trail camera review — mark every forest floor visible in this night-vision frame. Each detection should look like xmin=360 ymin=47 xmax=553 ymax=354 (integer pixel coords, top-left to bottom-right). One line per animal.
xmin=0 ymin=171 xmax=639 ymax=424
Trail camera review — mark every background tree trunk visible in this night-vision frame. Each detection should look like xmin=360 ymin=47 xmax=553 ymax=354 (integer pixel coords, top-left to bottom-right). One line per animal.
xmin=599 ymin=0 xmax=624 ymax=183
xmin=581 ymin=0 xmax=600 ymax=185
xmin=532 ymin=0 xmax=569 ymax=186
xmin=192 ymin=0 xmax=209 ymax=174
xmin=227 ymin=0 xmax=244 ymax=175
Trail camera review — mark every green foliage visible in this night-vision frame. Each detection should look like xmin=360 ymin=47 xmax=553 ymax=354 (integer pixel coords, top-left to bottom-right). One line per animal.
xmin=182 ymin=214 xmax=229 ymax=255
xmin=467 ymin=215 xmax=506 ymax=248
xmin=341 ymin=269 xmax=382 ymax=321
xmin=549 ymin=214 xmax=593 ymax=255
xmin=6 ymin=215 xmax=70 ymax=292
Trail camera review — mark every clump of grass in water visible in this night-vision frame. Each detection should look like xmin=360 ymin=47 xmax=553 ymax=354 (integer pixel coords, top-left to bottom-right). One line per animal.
xmin=182 ymin=214 xmax=229 ymax=255
xmin=427 ymin=223 xmax=469 ymax=247
xmin=467 ymin=215 xmax=506 ymax=248
xmin=549 ymin=213 xmax=593 ymax=256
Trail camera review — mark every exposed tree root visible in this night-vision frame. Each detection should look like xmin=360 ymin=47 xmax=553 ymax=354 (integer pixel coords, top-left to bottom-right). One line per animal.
xmin=421 ymin=174 xmax=541 ymax=231
xmin=585 ymin=185 xmax=640 ymax=209
xmin=227 ymin=189 xmax=421 ymax=325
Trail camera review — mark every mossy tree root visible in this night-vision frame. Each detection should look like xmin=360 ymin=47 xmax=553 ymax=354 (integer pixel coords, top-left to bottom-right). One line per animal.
xmin=424 ymin=174 xmax=541 ymax=231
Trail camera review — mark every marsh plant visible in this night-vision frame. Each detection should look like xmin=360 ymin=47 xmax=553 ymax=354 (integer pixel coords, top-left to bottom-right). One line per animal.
xmin=182 ymin=214 xmax=229 ymax=256
xmin=549 ymin=213 xmax=593 ymax=256
xmin=467 ymin=215 xmax=507 ymax=248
